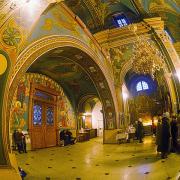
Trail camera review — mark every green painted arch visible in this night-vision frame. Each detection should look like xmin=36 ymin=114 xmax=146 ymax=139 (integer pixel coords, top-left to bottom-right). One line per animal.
xmin=0 ymin=49 xmax=11 ymax=165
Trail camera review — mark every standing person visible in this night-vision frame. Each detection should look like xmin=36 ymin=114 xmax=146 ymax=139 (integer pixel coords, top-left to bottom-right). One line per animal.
xmin=134 ymin=121 xmax=138 ymax=140
xmin=21 ymin=132 xmax=27 ymax=153
xmin=16 ymin=129 xmax=23 ymax=154
xmin=152 ymin=120 xmax=157 ymax=137
xmin=156 ymin=116 xmax=162 ymax=154
xmin=137 ymin=118 xmax=144 ymax=143
xmin=12 ymin=129 xmax=18 ymax=150
xmin=161 ymin=112 xmax=171 ymax=159
xmin=170 ymin=115 xmax=178 ymax=152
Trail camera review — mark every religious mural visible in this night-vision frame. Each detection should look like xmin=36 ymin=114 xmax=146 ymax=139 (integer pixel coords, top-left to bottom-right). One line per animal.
xmin=64 ymin=0 xmax=139 ymax=32
xmin=23 ymin=2 xmax=105 ymax=64
xmin=58 ymin=96 xmax=76 ymax=128
xmin=0 ymin=1 xmax=106 ymax=66
xmin=109 ymin=44 xmax=133 ymax=86
xmin=27 ymin=51 xmax=98 ymax=110
xmin=10 ymin=73 xmax=76 ymax=133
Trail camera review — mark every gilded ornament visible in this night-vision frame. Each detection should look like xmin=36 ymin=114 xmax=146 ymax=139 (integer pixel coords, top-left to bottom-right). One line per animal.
xmin=0 ymin=54 xmax=7 ymax=75
xmin=2 ymin=26 xmax=21 ymax=47
xmin=128 ymin=24 xmax=164 ymax=79
xmin=42 ymin=18 xmax=54 ymax=31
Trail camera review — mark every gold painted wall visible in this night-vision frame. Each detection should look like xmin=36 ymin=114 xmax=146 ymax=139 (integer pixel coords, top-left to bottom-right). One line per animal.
xmin=10 ymin=73 xmax=76 ymax=133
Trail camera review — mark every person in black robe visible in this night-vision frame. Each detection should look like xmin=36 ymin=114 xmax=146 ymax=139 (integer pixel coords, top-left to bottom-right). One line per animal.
xmin=137 ymin=118 xmax=144 ymax=143
xmin=170 ymin=116 xmax=178 ymax=152
xmin=13 ymin=130 xmax=18 ymax=150
xmin=60 ymin=130 xmax=65 ymax=146
xmin=161 ymin=115 xmax=171 ymax=159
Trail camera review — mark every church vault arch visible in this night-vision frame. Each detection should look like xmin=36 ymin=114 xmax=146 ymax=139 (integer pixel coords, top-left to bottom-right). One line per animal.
xmin=6 ymin=34 xmax=116 ymax=139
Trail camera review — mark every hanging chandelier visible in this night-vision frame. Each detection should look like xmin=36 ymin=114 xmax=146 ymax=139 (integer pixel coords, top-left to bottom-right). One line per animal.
xmin=128 ymin=24 xmax=164 ymax=79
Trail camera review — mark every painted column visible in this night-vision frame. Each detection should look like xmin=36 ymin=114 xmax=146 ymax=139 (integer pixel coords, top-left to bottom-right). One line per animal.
xmin=0 ymin=51 xmax=10 ymax=165
xmin=144 ymin=18 xmax=180 ymax=110
xmin=115 ymin=85 xmax=124 ymax=128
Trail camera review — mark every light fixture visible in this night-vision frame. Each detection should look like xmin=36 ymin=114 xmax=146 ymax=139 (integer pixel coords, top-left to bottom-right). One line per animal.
xmin=175 ymin=68 xmax=180 ymax=81
xmin=122 ymin=84 xmax=129 ymax=100
xmin=128 ymin=24 xmax=165 ymax=79
xmin=122 ymin=92 xmax=128 ymax=100
xmin=83 ymin=112 xmax=92 ymax=116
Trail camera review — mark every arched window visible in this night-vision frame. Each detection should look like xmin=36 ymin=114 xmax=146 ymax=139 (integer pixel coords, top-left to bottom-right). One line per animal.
xmin=113 ymin=14 xmax=129 ymax=28
xmin=136 ymin=81 xmax=149 ymax=92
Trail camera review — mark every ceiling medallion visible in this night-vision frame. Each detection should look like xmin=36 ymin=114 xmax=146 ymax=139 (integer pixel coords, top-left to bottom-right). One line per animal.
xmin=128 ymin=24 xmax=165 ymax=79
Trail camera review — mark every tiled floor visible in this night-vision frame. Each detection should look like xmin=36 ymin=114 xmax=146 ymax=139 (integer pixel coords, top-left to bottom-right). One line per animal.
xmin=16 ymin=136 xmax=180 ymax=180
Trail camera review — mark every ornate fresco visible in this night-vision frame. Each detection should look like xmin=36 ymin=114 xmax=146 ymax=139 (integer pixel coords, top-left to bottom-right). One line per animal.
xmin=65 ymin=0 xmax=139 ymax=33
xmin=139 ymin=0 xmax=180 ymax=42
xmin=0 ymin=0 xmax=179 ymax=168
xmin=109 ymin=44 xmax=133 ymax=86
xmin=64 ymin=0 xmax=179 ymax=42
xmin=10 ymin=73 xmax=76 ymax=133
xmin=26 ymin=45 xmax=116 ymax=129
xmin=27 ymin=47 xmax=99 ymax=110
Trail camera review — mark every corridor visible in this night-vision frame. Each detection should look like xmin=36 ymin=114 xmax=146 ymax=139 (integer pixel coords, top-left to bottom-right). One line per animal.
xmin=16 ymin=137 xmax=180 ymax=180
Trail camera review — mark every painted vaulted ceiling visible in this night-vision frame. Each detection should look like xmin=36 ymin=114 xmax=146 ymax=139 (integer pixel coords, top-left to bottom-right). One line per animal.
xmin=64 ymin=0 xmax=180 ymax=42
xmin=27 ymin=47 xmax=99 ymax=110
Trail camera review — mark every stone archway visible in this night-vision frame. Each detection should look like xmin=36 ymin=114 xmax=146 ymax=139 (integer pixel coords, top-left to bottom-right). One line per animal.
xmin=9 ymin=35 xmax=116 ymax=128
xmin=2 ymin=35 xmax=118 ymax=164
xmin=77 ymin=95 xmax=103 ymax=130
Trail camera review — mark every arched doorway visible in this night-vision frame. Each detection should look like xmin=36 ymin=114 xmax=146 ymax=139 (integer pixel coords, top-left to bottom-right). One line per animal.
xmin=78 ymin=96 xmax=103 ymax=138
xmin=92 ymin=100 xmax=103 ymax=137
xmin=3 ymin=36 xmax=117 ymax=165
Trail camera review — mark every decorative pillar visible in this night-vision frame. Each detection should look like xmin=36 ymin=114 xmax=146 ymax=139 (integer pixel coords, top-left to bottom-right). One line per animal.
xmin=144 ymin=18 xmax=180 ymax=110
xmin=0 ymin=51 xmax=10 ymax=165
xmin=108 ymin=47 xmax=126 ymax=129
xmin=115 ymin=85 xmax=124 ymax=128
xmin=164 ymin=73 xmax=177 ymax=113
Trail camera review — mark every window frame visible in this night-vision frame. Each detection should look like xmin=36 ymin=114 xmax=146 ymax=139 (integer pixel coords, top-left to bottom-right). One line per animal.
xmin=136 ymin=81 xmax=149 ymax=92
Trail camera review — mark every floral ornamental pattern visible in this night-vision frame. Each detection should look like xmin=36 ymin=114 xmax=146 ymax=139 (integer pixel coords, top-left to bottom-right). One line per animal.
xmin=2 ymin=26 xmax=21 ymax=47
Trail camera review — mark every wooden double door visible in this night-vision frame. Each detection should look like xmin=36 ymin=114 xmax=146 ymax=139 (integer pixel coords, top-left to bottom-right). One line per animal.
xmin=31 ymin=100 xmax=57 ymax=149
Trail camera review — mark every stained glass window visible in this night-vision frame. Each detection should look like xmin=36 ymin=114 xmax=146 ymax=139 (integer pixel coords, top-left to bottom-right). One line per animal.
xmin=136 ymin=81 xmax=149 ymax=92
xmin=142 ymin=81 xmax=149 ymax=90
xmin=46 ymin=107 xmax=54 ymax=125
xmin=136 ymin=82 xmax=143 ymax=91
xmin=113 ymin=14 xmax=129 ymax=28
xmin=33 ymin=104 xmax=42 ymax=125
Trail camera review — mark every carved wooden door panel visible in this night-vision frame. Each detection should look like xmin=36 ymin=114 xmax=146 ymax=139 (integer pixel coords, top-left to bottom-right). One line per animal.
xmin=30 ymin=86 xmax=57 ymax=150
xmin=44 ymin=105 xmax=56 ymax=147
xmin=31 ymin=101 xmax=45 ymax=149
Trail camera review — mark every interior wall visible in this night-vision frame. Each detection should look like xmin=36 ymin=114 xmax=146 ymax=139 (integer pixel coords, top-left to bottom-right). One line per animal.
xmin=10 ymin=73 xmax=76 ymax=134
